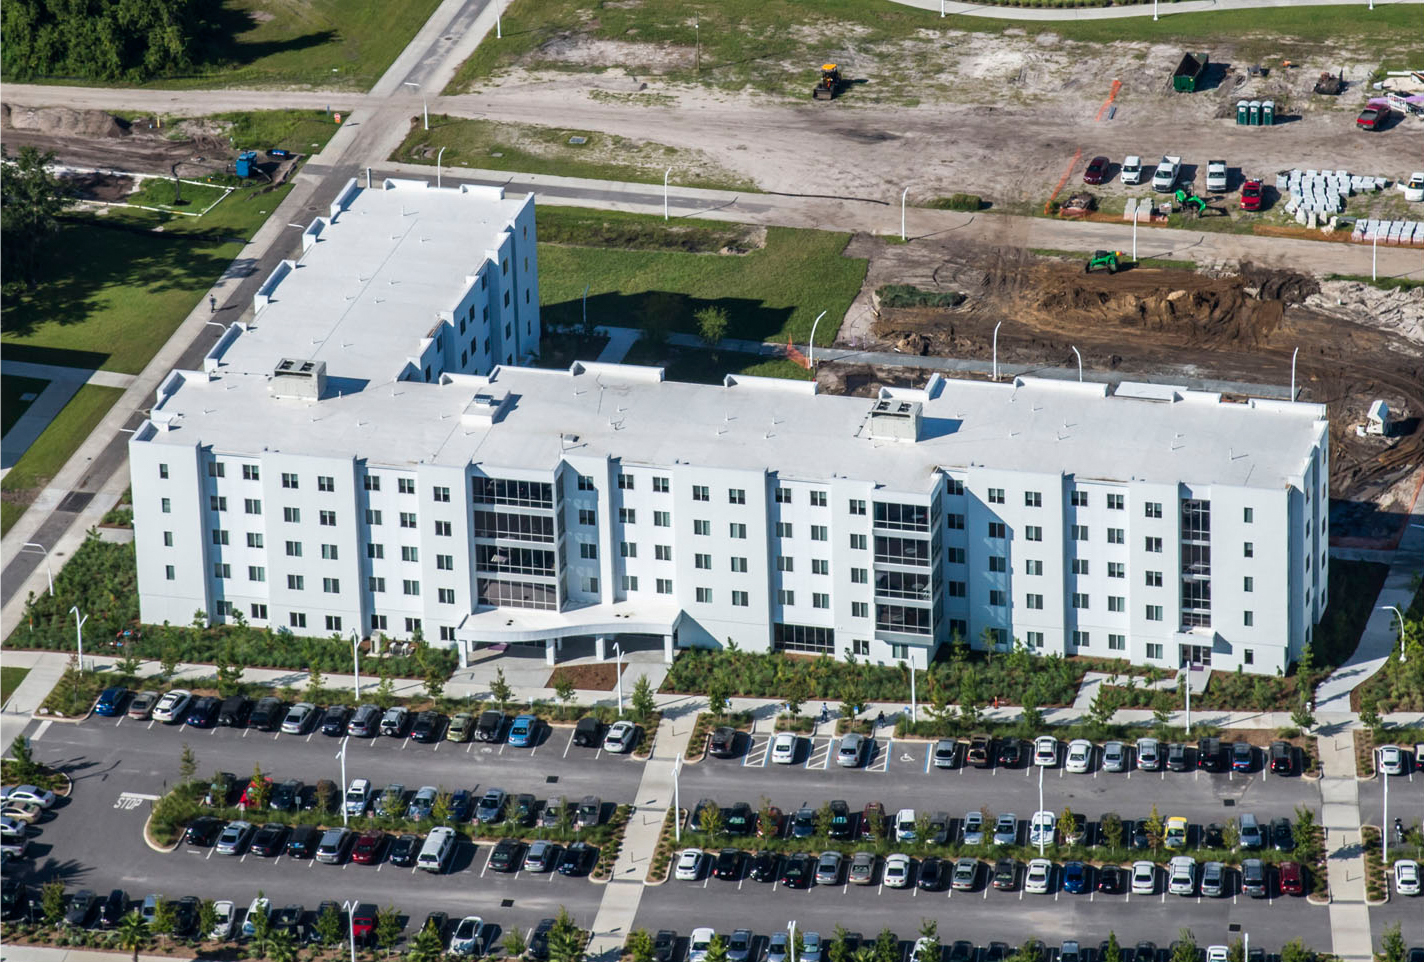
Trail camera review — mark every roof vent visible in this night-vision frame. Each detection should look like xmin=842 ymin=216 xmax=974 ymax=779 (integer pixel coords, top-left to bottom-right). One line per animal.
xmin=270 ymin=358 xmax=327 ymax=400
xmin=868 ymin=398 xmax=922 ymax=442
xmin=462 ymin=389 xmax=512 ymax=425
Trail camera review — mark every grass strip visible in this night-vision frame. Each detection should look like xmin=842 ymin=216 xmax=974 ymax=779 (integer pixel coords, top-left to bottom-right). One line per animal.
xmin=0 ymin=385 xmax=124 ymax=535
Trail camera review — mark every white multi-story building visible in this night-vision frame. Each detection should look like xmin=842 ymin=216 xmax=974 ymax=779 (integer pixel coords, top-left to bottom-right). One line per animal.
xmin=129 ymin=179 xmax=1329 ymax=675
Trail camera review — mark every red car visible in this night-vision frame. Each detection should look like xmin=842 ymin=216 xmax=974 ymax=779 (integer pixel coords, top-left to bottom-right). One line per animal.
xmin=238 ymin=776 xmax=272 ymax=808
xmin=350 ymin=904 xmax=377 ymax=945
xmin=860 ymin=802 xmax=887 ymax=840
xmin=757 ymin=806 xmax=784 ymax=838
xmin=1239 ymin=179 xmax=1263 ymax=211
xmin=1356 ymin=105 xmax=1387 ymax=130
xmin=1083 ymin=155 xmax=1110 ymax=184
xmin=350 ymin=830 xmax=385 ymax=864
xmin=1279 ymin=861 xmax=1304 ymax=896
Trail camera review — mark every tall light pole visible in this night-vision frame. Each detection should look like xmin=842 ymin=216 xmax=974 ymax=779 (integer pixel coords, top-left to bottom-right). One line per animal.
xmin=1132 ymin=204 xmax=1140 ymax=262
xmin=495 ymin=0 xmax=503 ymax=37
xmin=337 ymin=737 xmax=349 ymax=826
xmin=808 ymin=310 xmax=827 ymax=367
xmin=1153 ymin=0 xmax=1159 ymax=20
xmin=672 ymin=752 xmax=684 ymax=842
xmin=1291 ymin=346 xmax=1299 ymax=400
xmin=1181 ymin=668 xmax=1192 ymax=731
xmin=664 ymin=167 xmax=672 ymax=221
xmin=992 ymin=321 xmax=1002 ymax=380
xmin=1382 ymin=764 xmax=1388 ymax=868
xmin=350 ymin=629 xmax=362 ymax=697
xmin=436 ymin=146 xmax=446 ymax=189
xmin=789 ymin=921 xmax=798 ymax=962
xmin=403 ymin=82 xmax=428 ymax=130
xmin=1071 ymin=345 xmax=1083 ymax=382
xmin=342 ymin=899 xmax=358 ymax=962
xmin=614 ymin=642 xmax=625 ymax=715
xmin=1372 ymin=230 xmax=1378 ymax=282
xmin=1037 ymin=763 xmax=1046 ymax=856
xmin=69 ymin=606 xmax=88 ymax=672
xmin=1381 ymin=605 xmax=1407 ymax=662
xmin=909 ymin=664 xmax=917 ymax=723
xmin=21 ymin=542 xmax=52 ymax=596
xmin=900 ymin=187 xmax=910 ymax=241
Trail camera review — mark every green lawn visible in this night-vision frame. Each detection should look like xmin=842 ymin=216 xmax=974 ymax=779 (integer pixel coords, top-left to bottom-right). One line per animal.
xmin=1 ymin=376 xmax=49 ymax=437
xmin=448 ymin=0 xmax=1421 ymax=98
xmin=0 ymin=667 xmax=29 ymax=706
xmin=125 ymin=179 xmax=229 ymax=214
xmin=215 ymin=109 xmax=349 ymax=154
xmin=1 ymin=385 xmax=125 ymax=535
xmin=391 ymin=116 xmax=755 ymax=191
xmin=538 ymin=210 xmax=865 ymax=347
xmin=624 ymin=343 xmax=814 ymax=385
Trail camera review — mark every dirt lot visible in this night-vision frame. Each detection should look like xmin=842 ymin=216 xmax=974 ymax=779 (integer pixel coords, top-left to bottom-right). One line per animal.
xmin=545 ymin=662 xmax=627 ymax=692
xmin=823 ymin=238 xmax=1424 ymax=533
xmin=1 ymin=105 xmax=234 ymax=178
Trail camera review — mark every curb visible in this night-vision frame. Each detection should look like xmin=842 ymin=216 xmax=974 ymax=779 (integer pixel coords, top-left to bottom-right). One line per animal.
xmin=143 ymin=808 xmax=180 ymax=854
xmin=32 ymin=705 xmax=94 ymax=724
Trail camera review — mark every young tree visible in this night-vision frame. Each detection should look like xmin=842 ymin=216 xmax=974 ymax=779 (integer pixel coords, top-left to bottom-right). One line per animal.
xmin=914 ymin=811 xmax=933 ymax=848
xmin=1222 ymin=818 xmax=1241 ymax=852
xmin=248 ymin=761 xmax=272 ymax=810
xmin=374 ymin=668 xmax=396 ymax=710
xmin=696 ymin=305 xmax=729 ymax=353
xmin=503 ymin=926 xmax=530 ymax=959
xmin=117 ymin=910 xmax=149 ymax=961
xmin=873 ymin=928 xmax=900 ymax=962
xmin=150 ymin=896 xmax=177 ymax=941
xmin=627 ymin=929 xmax=656 ymax=962
xmin=376 ymin=905 xmax=403 ymax=953
xmin=549 ymin=907 xmax=585 ymax=962
xmin=706 ymin=678 xmax=730 ymax=717
xmin=1088 ymin=684 xmax=1119 ymax=728
xmin=1100 ymin=813 xmax=1124 ymax=850
xmin=700 ymin=803 xmax=725 ymax=840
xmin=1019 ymin=703 xmax=1044 ymax=734
xmin=1359 ymin=692 xmax=1383 ymax=733
xmin=197 ymin=899 xmax=217 ymax=941
xmin=916 ymin=919 xmax=941 ymax=962
xmin=213 ymin=642 xmax=243 ymax=695
xmin=268 ymin=928 xmax=299 ymax=962
xmin=179 ymin=743 xmax=198 ymax=783
xmin=553 ymin=674 xmax=576 ymax=709
xmin=1291 ymin=697 xmax=1315 ymax=733
xmin=631 ymin=674 xmax=657 ymax=724
xmin=757 ymin=797 xmax=778 ymax=839
xmin=42 ymin=880 xmax=66 ymax=925
xmin=159 ymin=646 xmax=181 ymax=681
xmin=1143 ymin=805 xmax=1165 ymax=851
xmin=1060 ymin=805 xmax=1079 ymax=844
xmin=815 ymin=800 xmax=836 ymax=838
xmin=7 ymin=734 xmax=39 ymax=782
xmin=705 ymin=934 xmax=731 ymax=962
xmin=491 ymin=667 xmax=514 ymax=712
xmin=1279 ymin=940 xmax=1315 ymax=962
xmin=1151 ymin=691 xmax=1173 ymax=730
xmin=781 ymin=672 xmax=811 ymax=716
xmin=117 ymin=648 xmax=143 ymax=676
xmin=1171 ymin=930 xmax=1198 ymax=962
xmin=431 ymin=788 xmax=453 ymax=825
xmin=1378 ymin=923 xmax=1406 ymax=962
xmin=306 ymin=665 xmax=326 ymax=703
xmin=315 ymin=903 xmax=343 ymax=945
xmin=409 ymin=922 xmax=447 ymax=962
xmin=423 ymin=662 xmax=446 ymax=701
xmin=1103 ymin=933 xmax=1122 ymax=962
xmin=829 ymin=926 xmax=852 ymax=962
xmin=1292 ymin=805 xmax=1318 ymax=854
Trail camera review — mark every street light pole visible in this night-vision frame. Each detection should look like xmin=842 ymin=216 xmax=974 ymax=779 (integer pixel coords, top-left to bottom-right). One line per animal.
xmin=350 ymin=630 xmax=362 ymax=697
xmin=664 ymin=167 xmax=672 ymax=221
xmin=1132 ymin=204 xmax=1140 ymax=262
xmin=789 ymin=921 xmax=798 ymax=962
xmin=672 ymin=752 xmax=684 ymax=842
xmin=992 ymin=321 xmax=1002 ymax=380
xmin=69 ymin=606 xmax=88 ymax=672
xmin=808 ymin=310 xmax=827 ymax=368
xmin=1037 ymin=763 xmax=1046 ymax=856
xmin=436 ymin=146 xmax=446 ymax=189
xmin=495 ymin=0 xmax=502 ymax=38
xmin=1381 ymin=605 xmax=1407 ymax=662
xmin=1382 ymin=766 xmax=1388 ymax=867
xmin=909 ymin=665 xmax=917 ymax=723
xmin=614 ymin=642 xmax=625 ymax=715
xmin=403 ymin=82 xmax=427 ymax=130
xmin=1071 ymin=345 xmax=1083 ymax=382
xmin=1183 ymin=669 xmax=1191 ymax=732
xmin=343 ymin=899 xmax=358 ymax=962
xmin=22 ymin=542 xmax=53 ymax=596
xmin=901 ymin=187 xmax=910 ymax=241
xmin=337 ymin=737 xmax=349 ymax=826
xmin=1291 ymin=346 xmax=1299 ymax=399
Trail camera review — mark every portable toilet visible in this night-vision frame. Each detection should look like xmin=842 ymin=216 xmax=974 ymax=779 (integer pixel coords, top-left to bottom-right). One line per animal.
xmin=1248 ymin=100 xmax=1262 ymax=125
xmin=1236 ymin=100 xmax=1249 ymax=125
xmin=235 ymin=150 xmax=258 ymax=178
xmin=1262 ymin=100 xmax=1275 ymax=125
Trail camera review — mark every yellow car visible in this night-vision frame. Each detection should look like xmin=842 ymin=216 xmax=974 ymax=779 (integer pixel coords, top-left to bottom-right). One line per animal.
xmin=1164 ymin=816 xmax=1189 ymax=850
xmin=0 ymin=802 xmax=44 ymax=824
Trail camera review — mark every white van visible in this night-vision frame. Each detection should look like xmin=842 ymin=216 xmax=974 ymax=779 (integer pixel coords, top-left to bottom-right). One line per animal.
xmin=417 ymin=826 xmax=456 ymax=873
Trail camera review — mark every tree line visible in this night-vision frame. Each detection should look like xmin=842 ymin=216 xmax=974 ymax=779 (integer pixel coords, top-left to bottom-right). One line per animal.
xmin=2 ymin=0 xmax=201 ymax=81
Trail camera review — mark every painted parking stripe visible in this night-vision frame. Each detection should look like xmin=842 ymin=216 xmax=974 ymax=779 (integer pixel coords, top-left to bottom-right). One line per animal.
xmin=869 ymin=738 xmax=891 ymax=773
xmin=563 ymin=730 xmax=575 ymax=758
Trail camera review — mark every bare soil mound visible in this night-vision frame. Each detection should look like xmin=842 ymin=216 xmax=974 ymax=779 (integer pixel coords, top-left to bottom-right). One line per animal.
xmin=2 ymin=105 xmax=129 ymax=139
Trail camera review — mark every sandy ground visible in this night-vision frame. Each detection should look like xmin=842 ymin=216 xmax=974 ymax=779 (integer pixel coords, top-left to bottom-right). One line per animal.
xmin=1 ymin=106 xmax=236 ymax=177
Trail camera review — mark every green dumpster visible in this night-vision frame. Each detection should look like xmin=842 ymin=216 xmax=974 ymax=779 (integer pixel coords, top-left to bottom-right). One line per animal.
xmin=1237 ymin=100 xmax=1249 ymax=125
xmin=1262 ymin=100 xmax=1275 ymax=126
xmin=1248 ymin=100 xmax=1261 ymax=125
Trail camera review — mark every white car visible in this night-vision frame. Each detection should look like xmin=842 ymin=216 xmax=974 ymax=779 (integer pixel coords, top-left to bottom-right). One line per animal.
xmin=1121 ymin=155 xmax=1144 ymax=185
xmin=1033 ymin=736 xmax=1058 ymax=767
xmin=151 ymin=689 xmax=192 ymax=723
xmin=1131 ymin=860 xmax=1157 ymax=895
xmin=690 ymin=928 xmax=716 ymax=962
xmin=1065 ymin=739 xmax=1093 ymax=773
xmin=1401 ymin=172 xmax=1424 ymax=203
xmin=1029 ymin=810 xmax=1056 ymax=847
xmin=451 ymin=916 xmax=486 ymax=956
xmin=895 ymin=808 xmax=917 ymax=842
xmin=770 ymin=732 xmax=798 ymax=764
xmin=1378 ymin=745 xmax=1406 ymax=776
xmin=0 ymin=785 xmax=56 ymax=809
xmin=1168 ymin=855 xmax=1197 ymax=895
xmin=344 ymin=778 xmax=371 ymax=816
xmin=1395 ymin=859 xmax=1421 ymax=896
xmin=1025 ymin=858 xmax=1053 ymax=894
xmin=1206 ymin=947 xmax=1230 ymax=962
xmin=1206 ymin=159 xmax=1228 ymax=193
xmin=604 ymin=720 xmax=637 ymax=753
xmin=1136 ymin=737 xmax=1161 ymax=771
xmin=209 ymin=900 xmax=235 ymax=940
xmin=961 ymin=811 xmax=985 ymax=845
xmin=674 ymin=848 xmax=704 ymax=881
xmin=884 ymin=853 xmax=912 ymax=888
xmin=240 ymin=896 xmax=271 ymax=939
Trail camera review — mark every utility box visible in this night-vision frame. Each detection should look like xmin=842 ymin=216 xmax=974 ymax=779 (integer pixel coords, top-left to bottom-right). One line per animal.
xmin=1262 ymin=100 xmax=1275 ymax=125
xmin=1237 ymin=100 xmax=1249 ymax=125
xmin=1248 ymin=101 xmax=1262 ymax=125
xmin=235 ymin=150 xmax=258 ymax=178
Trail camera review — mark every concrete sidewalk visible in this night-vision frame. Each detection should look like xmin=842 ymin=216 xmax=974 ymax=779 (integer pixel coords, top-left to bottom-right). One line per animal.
xmin=887 ymin=0 xmax=1422 ymax=20
xmin=1317 ymin=731 xmax=1372 ymax=961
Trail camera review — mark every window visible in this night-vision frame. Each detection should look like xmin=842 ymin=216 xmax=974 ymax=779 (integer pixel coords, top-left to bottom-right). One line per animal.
xmin=1145 ymin=536 xmax=1162 ymax=553
xmin=1024 ymin=559 xmax=1043 ymax=575
xmin=777 ymin=556 xmax=794 ymax=572
xmin=692 ymin=485 xmax=709 ymax=502
xmin=989 ymin=556 xmax=1006 ymax=572
xmin=730 ymin=557 xmax=748 ymax=573
xmin=370 ymin=614 xmax=387 ymax=631
xmin=440 ymin=626 xmax=456 ymax=642
xmin=367 ymin=543 xmax=384 ymax=559
xmin=283 ymin=506 xmax=300 ymax=523
xmin=1072 ymin=559 xmax=1090 ymax=575
xmin=321 ymin=544 xmax=339 ymax=560
xmin=366 ymin=509 xmax=383 ymax=525
xmin=1025 ymin=593 xmax=1044 ymax=610
xmin=1145 ymin=605 xmax=1163 ymax=621
xmin=579 ymin=509 xmax=596 ymax=526
xmin=159 ymin=463 xmax=169 ymax=479
xmin=620 ymin=542 xmax=637 ymax=558
xmin=1146 ymin=643 xmax=1164 ymax=660
xmin=1071 ymin=524 xmax=1089 ymax=542
xmin=213 ymin=563 xmax=231 ymax=579
xmin=433 ymin=486 xmax=450 ymax=502
xmin=1108 ymin=596 xmax=1125 ymax=612
xmin=622 ymin=575 xmax=639 ymax=591
xmin=776 ymin=522 xmax=793 ymax=538
xmin=812 ymin=592 xmax=830 ymax=609
xmin=318 ymin=476 xmax=335 ymax=493
xmin=281 ymin=472 xmax=298 ymax=489
xmin=1243 ymin=542 xmax=1254 ymax=558
xmin=987 ymin=522 xmax=1006 ymax=539
xmin=1108 ymin=633 xmax=1125 ymax=651
xmin=1244 ymin=649 xmax=1254 ymax=665
xmin=1072 ymin=593 xmax=1089 ymax=609
xmin=290 ymin=613 xmax=307 ymax=629
xmin=1243 ymin=610 xmax=1254 ymax=627
xmin=695 ymin=553 xmax=711 ymax=570
xmin=401 ymin=546 xmax=419 ymax=562
xmin=1026 ymin=631 xmax=1044 ymax=648
xmin=163 ymin=531 xmax=174 ymax=547
xmin=400 ymin=511 xmax=418 ymax=529
xmin=210 ymin=495 xmax=227 ymax=512
xmin=775 ymin=487 xmax=792 ymax=504
xmin=1107 ymin=528 xmax=1125 ymax=544
xmin=164 ymin=564 xmax=175 ymax=580
xmin=694 ymin=520 xmax=710 ymax=536
xmin=161 ymin=497 xmax=171 ymax=513
xmin=732 ymin=591 xmax=749 ymax=607
xmin=436 ymin=554 xmax=453 ymax=570
xmin=364 ymin=475 xmax=381 ymax=492
xmin=851 ymin=567 xmax=868 ymax=584
xmin=696 ymin=587 xmax=713 ymax=603
xmin=1024 ymin=525 xmax=1042 ymax=542
xmin=989 ymin=590 xmax=1006 ymax=606
xmin=251 ymin=603 xmax=267 ymax=620
xmin=618 ymin=474 xmax=635 ymax=491
xmin=404 ymin=617 xmax=422 ymax=633
xmin=369 ymin=577 xmax=386 ymax=593
xmin=811 ymin=525 xmax=827 ymax=542
xmin=1107 ymin=494 xmax=1124 ymax=510
xmin=849 ymin=499 xmax=866 ymax=516
xmin=212 ymin=529 xmax=229 ymax=545
xmin=810 ymin=491 xmax=827 ymax=507
xmin=285 ymin=540 xmax=302 ymax=557
xmin=243 ymin=498 xmax=261 ymax=515
xmin=947 ymin=581 xmax=966 ymax=597
xmin=319 ymin=510 xmax=336 ymax=526
xmin=654 ymin=511 xmax=670 ymax=527
xmin=242 ymin=464 xmax=260 ymax=481
xmin=779 ymin=589 xmax=795 ymax=605
xmin=287 ymin=574 xmax=305 ymax=590
xmin=728 ymin=488 xmax=745 ymax=505
xmin=1024 ymin=491 xmax=1042 ymax=507
xmin=1243 ymin=507 xmax=1254 ymax=523
xmin=577 ymin=475 xmax=595 ymax=491
xmin=1243 ymin=576 xmax=1253 ymax=592
xmin=657 ymin=578 xmax=673 ymax=595
xmin=988 ymin=488 xmax=1005 ymax=504
xmin=619 ymin=508 xmax=636 ymax=524
xmin=1071 ymin=491 xmax=1089 ymax=507
xmin=850 ymin=533 xmax=867 ymax=550
xmin=1146 ymin=570 xmax=1163 ymax=587
xmin=851 ymin=601 xmax=869 ymax=618
xmin=891 ymin=644 xmax=910 ymax=659
xmin=1108 ymin=562 xmax=1124 ymax=579
xmin=1072 ymin=630 xmax=1090 ymax=648
xmin=208 ymin=462 xmax=226 ymax=478
xmin=812 ymin=559 xmax=829 ymax=576
xmin=403 ymin=580 xmax=421 ymax=596
xmin=1144 ymin=502 xmax=1163 ymax=519
xmin=852 ymin=639 xmax=870 ymax=656
xmin=729 ymin=523 xmax=747 ymax=539
xmin=579 ymin=543 xmax=598 ymax=560
xmin=398 ymin=478 xmax=416 ymax=494
xmin=323 ymin=577 xmax=340 ymax=594
xmin=946 ymin=513 xmax=965 ymax=530
xmin=438 ymin=588 xmax=456 ymax=604
xmin=653 ymin=476 xmax=669 ymax=493
xmin=434 ymin=520 xmax=452 ymax=537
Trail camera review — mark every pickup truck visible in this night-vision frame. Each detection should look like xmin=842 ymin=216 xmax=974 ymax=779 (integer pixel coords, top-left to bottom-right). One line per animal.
xmin=1120 ymin=155 xmax=1144 ymax=185
xmin=1205 ymin=160 xmax=1228 ymax=192
xmin=1152 ymin=155 xmax=1182 ymax=193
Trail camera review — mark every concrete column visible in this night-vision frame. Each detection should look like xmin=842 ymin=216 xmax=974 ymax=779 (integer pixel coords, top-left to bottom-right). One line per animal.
xmin=663 ymin=633 xmax=674 ymax=664
xmin=597 ymin=636 xmax=610 ymax=662
xmin=458 ymin=639 xmax=468 ymax=670
xmin=545 ymin=638 xmax=556 ymax=666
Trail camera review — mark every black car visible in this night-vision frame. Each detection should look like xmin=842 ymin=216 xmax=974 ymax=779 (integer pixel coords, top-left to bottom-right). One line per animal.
xmin=948 ymin=942 xmax=975 ymax=962
xmin=217 ymin=694 xmax=251 ymax=727
xmin=172 ymin=896 xmax=201 ymax=937
xmin=992 ymin=858 xmax=1018 ymax=890
xmin=286 ymin=824 xmax=321 ymax=859
xmin=251 ymin=823 xmax=290 ymax=857
xmin=917 ymin=856 xmax=946 ymax=891
xmin=1269 ymin=741 xmax=1294 ymax=775
xmin=780 ymin=852 xmax=813 ymax=887
xmin=320 ymin=705 xmax=351 ymax=736
xmin=274 ymin=904 xmax=304 ymax=938
xmin=749 ymin=850 xmax=779 ymax=882
xmin=389 ymin=833 xmax=421 ymax=867
xmin=306 ymin=902 xmax=343 ymax=945
xmin=573 ymin=716 xmax=602 ymax=747
xmin=557 ymin=841 xmax=594 ymax=876
xmin=724 ymin=801 xmax=754 ymax=837
xmin=1097 ymin=865 xmax=1125 ymax=894
xmin=185 ymin=695 xmax=221 ymax=728
xmin=998 ymin=739 xmax=1023 ymax=767
xmin=1197 ymin=738 xmax=1222 ymax=772
xmin=476 ymin=710 xmax=506 ymax=742
xmin=1231 ymin=741 xmax=1254 ymax=772
xmin=529 ymin=918 xmax=557 ymax=961
xmin=303 ymin=779 xmax=337 ymax=813
xmin=249 ymin=696 xmax=284 ymax=731
xmin=1130 ymin=820 xmax=1151 ymax=849
xmin=184 ymin=816 xmax=224 ymax=846
xmin=411 ymin=710 xmax=444 ymax=743
xmin=270 ymin=779 xmax=304 ymax=812
xmin=515 ymin=794 xmax=537 ymax=826
xmin=1 ymin=879 xmax=27 ymax=921
xmin=1272 ymin=817 xmax=1294 ymax=851
xmin=828 ymin=800 xmax=853 ymax=840
xmin=654 ymin=930 xmax=677 ymax=962
xmin=490 ymin=838 xmax=523 ymax=872
xmin=708 ymin=726 xmax=738 ymax=757
xmin=713 ymin=848 xmax=746 ymax=880
xmin=1135 ymin=943 xmax=1158 ymax=962
xmin=98 ymin=889 xmax=128 ymax=928
xmin=64 ymin=890 xmax=98 ymax=928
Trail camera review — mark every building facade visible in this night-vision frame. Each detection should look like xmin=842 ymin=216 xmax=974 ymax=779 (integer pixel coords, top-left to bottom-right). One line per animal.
xmin=129 ymin=181 xmax=1329 ymax=675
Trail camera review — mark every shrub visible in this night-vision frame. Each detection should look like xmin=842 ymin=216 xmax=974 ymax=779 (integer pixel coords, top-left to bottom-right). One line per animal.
xmin=876 ymin=285 xmax=967 ymax=309
xmin=927 ymin=193 xmax=984 ymax=212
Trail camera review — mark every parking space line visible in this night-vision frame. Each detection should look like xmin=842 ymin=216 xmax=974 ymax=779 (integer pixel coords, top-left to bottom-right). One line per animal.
xmin=114 ymin=717 xmax=123 ymax=727
xmin=563 ymin=731 xmax=575 ymax=758
xmin=148 ymin=720 xmax=156 ymax=730
xmin=480 ymin=847 xmax=493 ymax=877
xmin=924 ymin=746 xmax=932 ymax=775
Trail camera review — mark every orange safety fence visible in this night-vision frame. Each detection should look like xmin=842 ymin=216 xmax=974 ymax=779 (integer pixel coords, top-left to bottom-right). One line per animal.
xmin=1094 ymin=79 xmax=1122 ymax=122
xmin=785 ymin=337 xmax=812 ymax=369
xmin=1043 ymin=147 xmax=1082 ymax=216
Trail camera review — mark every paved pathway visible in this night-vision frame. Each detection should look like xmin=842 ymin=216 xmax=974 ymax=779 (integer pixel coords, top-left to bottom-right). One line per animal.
xmin=595 ymin=327 xmax=642 ymax=364
xmin=886 ymin=0 xmax=1422 ymax=20
xmin=1317 ymin=731 xmax=1372 ymax=961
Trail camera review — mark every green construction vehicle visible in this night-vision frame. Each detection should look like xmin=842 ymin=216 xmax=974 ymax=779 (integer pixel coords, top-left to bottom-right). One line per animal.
xmin=1085 ymin=250 xmax=1123 ymax=274
xmin=1174 ymin=189 xmax=1208 ymax=215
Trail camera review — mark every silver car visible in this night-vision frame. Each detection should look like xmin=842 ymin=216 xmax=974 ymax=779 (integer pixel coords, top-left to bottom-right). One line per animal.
xmin=992 ymin=814 xmax=1018 ymax=846
xmin=1136 ymin=738 xmax=1161 ymax=771
xmin=1201 ymin=861 xmax=1226 ymax=897
xmin=837 ymin=733 xmax=867 ymax=768
xmin=727 ymin=930 xmax=754 ymax=962
xmin=815 ymin=850 xmax=843 ymax=885
xmin=962 ymin=811 xmax=986 ymax=845
xmin=1102 ymin=741 xmax=1128 ymax=772
xmin=215 ymin=820 xmax=253 ymax=856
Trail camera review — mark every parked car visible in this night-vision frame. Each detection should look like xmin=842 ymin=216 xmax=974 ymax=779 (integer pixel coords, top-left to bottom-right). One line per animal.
xmin=860 ymin=802 xmax=886 ymax=840
xmin=1201 ymin=861 xmax=1226 ymax=897
xmin=1231 ymin=741 xmax=1254 ymax=772
xmin=1097 ymin=864 xmax=1125 ymax=895
xmin=1205 ymin=159 xmax=1228 ymax=192
xmin=708 ymin=726 xmax=738 ymax=757
xmin=998 ymin=739 xmax=1023 ymax=767
xmin=151 ymin=689 xmax=192 ymax=723
xmin=410 ymin=710 xmax=444 ymax=742
xmin=249 ymin=696 xmax=284 ymax=731
xmin=933 ymin=738 xmax=961 ymax=769
xmin=766 ymin=933 xmax=790 ymax=962
xmin=1131 ymin=860 xmax=1156 ymax=895
xmin=1062 ymin=860 xmax=1088 ymax=894
xmin=1241 ymin=858 xmax=1268 ymax=898
xmin=184 ymin=816 xmax=223 ymax=846
xmin=968 ymin=734 xmax=993 ymax=768
xmin=270 ymin=778 xmax=304 ymax=812
xmin=577 ymin=796 xmax=602 ymax=830
xmin=490 ymin=837 xmax=522 ymax=872
xmin=344 ymin=779 xmax=371 ymax=817
xmin=94 ymin=686 xmax=128 ymax=716
xmin=447 ymin=712 xmax=475 ymax=742
xmin=507 ymin=714 xmax=538 ymax=747
xmin=1164 ymin=816 xmax=1188 ymax=850
xmin=993 ymin=857 xmax=1019 ymax=890
xmin=1240 ymin=179 xmax=1264 ymax=211
xmin=407 ymin=786 xmax=439 ymax=821
xmin=1357 ymin=105 xmax=1388 ymax=131
xmin=281 ymin=702 xmax=317 ymax=734
xmin=1025 ymin=858 xmax=1053 ymax=894
xmin=1083 ymin=155 xmax=1110 ymax=185
xmin=750 ymin=850 xmax=780 ymax=882
xmin=727 ymin=929 xmax=754 ymax=962
xmin=286 ymin=824 xmax=321 ymax=859
xmin=250 ymin=823 xmax=289 ymax=857
xmin=1279 ymin=860 xmax=1305 ymax=896
xmin=1136 ymin=738 xmax=1161 ymax=771
xmin=1239 ymin=814 xmax=1264 ymax=849
xmin=1167 ymin=742 xmax=1189 ymax=771
xmin=1378 ymin=745 xmax=1406 ymax=776
xmin=838 ymin=732 xmax=868 ymax=767
xmin=883 ymin=853 xmax=912 ymax=888
xmin=209 ymin=900 xmax=234 ymax=939
xmin=962 ymin=810 xmax=986 ymax=845
xmin=557 ymin=841 xmax=594 ymax=876
xmin=814 ymin=850 xmax=844 ymax=885
xmin=347 ymin=704 xmax=380 ymax=737
xmin=952 ymin=857 xmax=979 ymax=891
xmin=1029 ymin=811 xmax=1055 ymax=847
xmin=476 ymin=789 xmax=508 ymax=823
xmin=215 ymin=820 xmax=254 ymax=855
xmin=451 ymin=916 xmax=487 ymax=956
xmin=351 ymin=830 xmax=385 ymax=865
xmin=1121 ymin=155 xmax=1145 ymax=185
xmin=525 ymin=839 xmax=558 ymax=872
xmin=316 ymin=828 xmax=354 ymax=864
xmin=993 ymin=813 xmax=1018 ymax=846
xmin=1101 ymin=741 xmax=1127 ymax=772
xmin=1033 ymin=736 xmax=1059 ymax=766
xmin=475 ymin=710 xmax=506 ymax=742
xmin=379 ymin=707 xmax=409 ymax=737
xmin=63 ymin=890 xmax=98 ymax=928
xmin=653 ymin=930 xmax=677 ymax=962
xmin=1395 ymin=859 xmax=1421 ymax=896
xmin=241 ymin=897 xmax=271 ymax=939
xmin=1168 ymin=856 xmax=1197 ymax=895
xmin=691 ymin=928 xmax=717 ymax=962
xmin=1065 ymin=739 xmax=1093 ymax=773
xmin=849 ymin=851 xmax=876 ymax=885
xmin=1272 ymin=817 xmax=1295 ymax=851
xmin=127 ymin=691 xmax=157 ymax=720
xmin=771 ymin=732 xmax=798 ymax=764
xmin=319 ymin=704 xmax=350 ymax=735
xmin=780 ymin=853 xmax=814 ymax=887
xmin=604 ymin=720 xmax=638 ymax=753
xmin=98 ymin=889 xmax=128 ymax=928
xmin=1197 ymin=737 xmax=1222 ymax=772
xmin=1269 ymin=741 xmax=1294 ymax=774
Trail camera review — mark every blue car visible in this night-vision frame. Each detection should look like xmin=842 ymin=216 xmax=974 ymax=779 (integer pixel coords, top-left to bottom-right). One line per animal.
xmin=1062 ymin=861 xmax=1088 ymax=894
xmin=507 ymin=715 xmax=538 ymax=748
xmin=94 ymin=686 xmax=128 ymax=716
xmin=449 ymin=790 xmax=473 ymax=822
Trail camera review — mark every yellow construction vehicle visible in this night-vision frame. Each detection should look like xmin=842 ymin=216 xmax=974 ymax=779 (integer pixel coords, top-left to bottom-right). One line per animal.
xmin=813 ymin=64 xmax=842 ymax=100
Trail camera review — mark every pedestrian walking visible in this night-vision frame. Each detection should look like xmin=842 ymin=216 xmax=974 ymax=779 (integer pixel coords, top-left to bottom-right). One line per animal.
xmin=876 ymin=710 xmax=885 ymax=729
xmin=209 ymin=294 xmax=217 ymax=313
